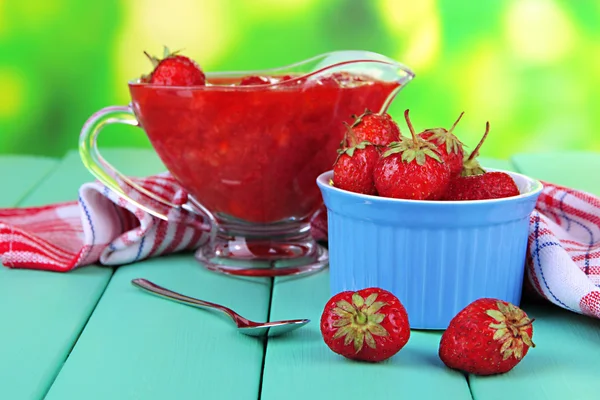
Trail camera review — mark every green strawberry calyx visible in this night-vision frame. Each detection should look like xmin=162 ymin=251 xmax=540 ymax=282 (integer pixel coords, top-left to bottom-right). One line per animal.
xmin=141 ymin=46 xmax=183 ymax=82
xmin=144 ymin=45 xmax=182 ymax=67
xmin=462 ymin=121 xmax=491 ymax=176
xmin=383 ymin=109 xmax=442 ymax=165
xmin=337 ymin=140 xmax=373 ymax=158
xmin=332 ymin=292 xmax=389 ymax=353
xmin=350 ymin=108 xmax=374 ymax=129
xmin=486 ymin=300 xmax=536 ymax=361
xmin=334 ymin=122 xmax=375 ymax=164
xmin=422 ymin=111 xmax=466 ymax=155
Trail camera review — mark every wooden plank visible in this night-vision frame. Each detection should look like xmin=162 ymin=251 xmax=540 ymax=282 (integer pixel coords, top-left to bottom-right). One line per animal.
xmin=0 ymin=155 xmax=62 ymax=400
xmin=43 ymin=149 xmax=272 ymax=399
xmin=470 ymin=151 xmax=600 ymax=400
xmin=511 ymin=151 xmax=600 ymax=194
xmin=261 ymin=270 xmax=473 ymax=400
xmin=0 ymin=149 xmax=167 ymax=400
xmin=469 ymin=302 xmax=600 ymax=400
xmin=44 ymin=256 xmax=272 ymax=400
xmin=0 ymin=155 xmax=57 ymax=207
xmin=479 ymin=157 xmax=516 ymax=172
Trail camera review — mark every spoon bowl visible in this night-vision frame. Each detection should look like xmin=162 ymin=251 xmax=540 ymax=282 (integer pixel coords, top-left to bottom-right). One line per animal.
xmin=131 ymin=278 xmax=309 ymax=337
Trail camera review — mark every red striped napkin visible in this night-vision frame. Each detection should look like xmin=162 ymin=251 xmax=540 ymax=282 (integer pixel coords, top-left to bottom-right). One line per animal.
xmin=527 ymin=183 xmax=600 ymax=318
xmin=0 ymin=174 xmax=598 ymax=319
xmin=0 ymin=173 xmax=208 ymax=271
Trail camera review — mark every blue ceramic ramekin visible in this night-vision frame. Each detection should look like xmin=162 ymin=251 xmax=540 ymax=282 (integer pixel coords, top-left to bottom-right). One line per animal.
xmin=316 ymin=169 xmax=543 ymax=330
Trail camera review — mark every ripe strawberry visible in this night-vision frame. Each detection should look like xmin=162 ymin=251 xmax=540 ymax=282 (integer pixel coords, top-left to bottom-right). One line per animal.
xmin=350 ymin=109 xmax=401 ymax=146
xmin=444 ymin=172 xmax=520 ymax=201
xmin=142 ymin=47 xmax=206 ymax=86
xmin=419 ymin=112 xmax=465 ymax=177
xmin=332 ymin=124 xmax=380 ymax=195
xmin=443 ymin=123 xmax=520 ymax=200
xmin=373 ymin=109 xmax=450 ymax=200
xmin=320 ymin=287 xmax=410 ymax=362
xmin=439 ymin=298 xmax=535 ymax=375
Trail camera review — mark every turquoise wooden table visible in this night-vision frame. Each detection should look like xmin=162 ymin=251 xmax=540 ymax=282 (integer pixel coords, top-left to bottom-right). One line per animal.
xmin=1 ymin=149 xmax=599 ymax=400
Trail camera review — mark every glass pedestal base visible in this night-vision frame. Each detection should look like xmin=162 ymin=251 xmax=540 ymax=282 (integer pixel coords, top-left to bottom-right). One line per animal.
xmin=194 ymin=221 xmax=329 ymax=277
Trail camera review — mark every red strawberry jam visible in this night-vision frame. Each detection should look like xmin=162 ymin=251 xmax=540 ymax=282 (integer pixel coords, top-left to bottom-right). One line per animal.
xmin=239 ymin=75 xmax=272 ymax=85
xmin=130 ymin=74 xmax=400 ymax=224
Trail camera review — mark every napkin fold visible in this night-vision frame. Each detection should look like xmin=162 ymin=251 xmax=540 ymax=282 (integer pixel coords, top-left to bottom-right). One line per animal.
xmin=0 ymin=173 xmax=598 ymax=319
xmin=527 ymin=183 xmax=600 ymax=318
xmin=0 ymin=173 xmax=208 ymax=271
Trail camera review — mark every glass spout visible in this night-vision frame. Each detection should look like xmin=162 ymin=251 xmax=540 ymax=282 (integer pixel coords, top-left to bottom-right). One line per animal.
xmin=203 ymin=50 xmax=414 ymax=114
xmin=303 ymin=50 xmax=415 ymax=113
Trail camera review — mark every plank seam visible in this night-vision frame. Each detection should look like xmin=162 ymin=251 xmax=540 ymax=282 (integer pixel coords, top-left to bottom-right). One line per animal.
xmin=466 ymin=374 xmax=475 ymax=400
xmin=468 ymin=156 xmax=519 ymax=399
xmin=257 ymin=276 xmax=274 ymax=400
xmin=40 ymin=267 xmax=117 ymax=399
xmin=10 ymin=151 xmax=118 ymax=400
xmin=508 ymin=154 xmax=524 ymax=174
xmin=13 ymin=159 xmax=62 ymax=207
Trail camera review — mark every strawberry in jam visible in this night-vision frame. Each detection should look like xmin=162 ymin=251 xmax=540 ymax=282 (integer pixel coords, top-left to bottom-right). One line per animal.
xmin=142 ymin=47 xmax=206 ymax=86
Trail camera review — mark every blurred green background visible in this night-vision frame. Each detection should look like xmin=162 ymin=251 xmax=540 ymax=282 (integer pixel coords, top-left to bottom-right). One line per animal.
xmin=0 ymin=0 xmax=599 ymax=159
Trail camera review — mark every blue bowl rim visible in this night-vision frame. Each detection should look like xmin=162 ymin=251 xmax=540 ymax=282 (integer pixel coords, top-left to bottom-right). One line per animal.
xmin=316 ymin=167 xmax=544 ymax=206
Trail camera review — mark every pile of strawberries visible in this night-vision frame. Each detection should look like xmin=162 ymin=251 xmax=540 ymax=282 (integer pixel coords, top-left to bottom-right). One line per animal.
xmin=320 ymin=289 xmax=536 ymax=375
xmin=332 ymin=109 xmax=520 ymax=201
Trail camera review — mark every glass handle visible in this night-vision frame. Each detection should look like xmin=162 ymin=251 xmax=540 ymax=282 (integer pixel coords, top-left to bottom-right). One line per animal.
xmin=79 ymin=105 xmax=177 ymax=221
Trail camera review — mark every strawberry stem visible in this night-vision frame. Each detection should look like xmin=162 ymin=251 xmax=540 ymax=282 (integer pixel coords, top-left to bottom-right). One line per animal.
xmin=513 ymin=317 xmax=535 ymax=328
xmin=449 ymin=111 xmax=465 ymax=133
xmin=144 ymin=51 xmax=161 ymax=68
xmin=343 ymin=122 xmax=358 ymax=147
xmin=355 ymin=311 xmax=367 ymax=325
xmin=467 ymin=121 xmax=490 ymax=162
xmin=404 ymin=109 xmax=418 ymax=147
xmin=351 ymin=109 xmax=372 ymax=128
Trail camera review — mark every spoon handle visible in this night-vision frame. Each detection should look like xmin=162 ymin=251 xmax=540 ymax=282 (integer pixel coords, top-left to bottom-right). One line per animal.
xmin=131 ymin=278 xmax=250 ymax=326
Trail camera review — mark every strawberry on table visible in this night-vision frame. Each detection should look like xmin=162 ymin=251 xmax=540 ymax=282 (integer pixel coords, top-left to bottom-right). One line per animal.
xmin=142 ymin=46 xmax=206 ymax=86
xmin=419 ymin=111 xmax=465 ymax=177
xmin=373 ymin=109 xmax=450 ymax=200
xmin=350 ymin=109 xmax=401 ymax=146
xmin=320 ymin=288 xmax=410 ymax=362
xmin=332 ymin=124 xmax=380 ymax=195
xmin=439 ymin=298 xmax=535 ymax=375
xmin=443 ymin=122 xmax=520 ymax=201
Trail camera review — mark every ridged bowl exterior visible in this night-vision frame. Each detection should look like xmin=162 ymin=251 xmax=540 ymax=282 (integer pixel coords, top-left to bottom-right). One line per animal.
xmin=316 ymin=169 xmax=543 ymax=330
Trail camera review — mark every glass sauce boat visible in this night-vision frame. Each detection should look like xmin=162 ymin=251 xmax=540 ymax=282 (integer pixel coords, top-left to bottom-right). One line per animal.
xmin=79 ymin=50 xmax=415 ymax=277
